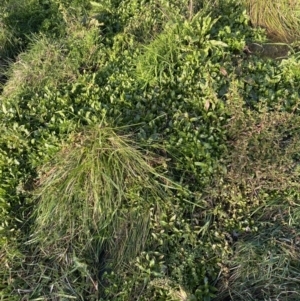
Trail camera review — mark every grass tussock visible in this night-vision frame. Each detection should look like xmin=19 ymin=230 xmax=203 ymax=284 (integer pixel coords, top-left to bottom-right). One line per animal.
xmin=2 ymin=21 xmax=101 ymax=98
xmin=246 ymin=0 xmax=300 ymax=42
xmin=216 ymin=222 xmax=300 ymax=301
xmin=30 ymin=124 xmax=171 ymax=266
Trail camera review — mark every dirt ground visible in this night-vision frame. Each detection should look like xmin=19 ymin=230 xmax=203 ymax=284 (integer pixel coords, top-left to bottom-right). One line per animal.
xmin=247 ymin=42 xmax=291 ymax=59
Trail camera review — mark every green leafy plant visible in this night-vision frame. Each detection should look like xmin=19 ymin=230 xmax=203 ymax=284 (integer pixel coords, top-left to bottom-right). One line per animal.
xmin=2 ymin=0 xmax=300 ymax=300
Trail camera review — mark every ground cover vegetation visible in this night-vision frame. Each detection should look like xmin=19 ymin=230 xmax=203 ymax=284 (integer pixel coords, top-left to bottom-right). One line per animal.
xmin=1 ymin=0 xmax=300 ymax=300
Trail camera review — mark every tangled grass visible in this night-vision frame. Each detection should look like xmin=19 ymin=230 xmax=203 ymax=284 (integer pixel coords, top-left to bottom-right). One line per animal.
xmin=246 ymin=0 xmax=300 ymax=42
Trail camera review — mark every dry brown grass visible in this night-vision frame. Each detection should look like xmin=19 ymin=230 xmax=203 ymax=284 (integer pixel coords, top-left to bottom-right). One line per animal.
xmin=246 ymin=0 xmax=300 ymax=42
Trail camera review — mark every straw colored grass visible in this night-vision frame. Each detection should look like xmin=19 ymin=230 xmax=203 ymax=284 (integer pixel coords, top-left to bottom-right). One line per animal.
xmin=246 ymin=0 xmax=300 ymax=42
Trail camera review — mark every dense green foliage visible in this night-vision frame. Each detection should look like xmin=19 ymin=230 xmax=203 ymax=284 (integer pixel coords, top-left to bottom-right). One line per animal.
xmin=1 ymin=0 xmax=300 ymax=300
